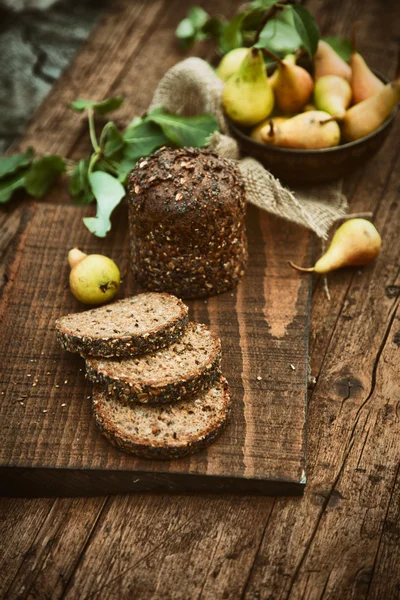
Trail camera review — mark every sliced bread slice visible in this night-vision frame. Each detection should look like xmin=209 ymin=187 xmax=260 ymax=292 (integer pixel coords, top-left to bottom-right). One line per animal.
xmin=55 ymin=293 xmax=188 ymax=358
xmin=92 ymin=377 xmax=230 ymax=460
xmin=86 ymin=322 xmax=221 ymax=404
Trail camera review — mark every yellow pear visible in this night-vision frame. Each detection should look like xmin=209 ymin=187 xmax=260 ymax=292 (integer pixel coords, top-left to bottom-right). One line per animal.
xmin=265 ymin=50 xmax=313 ymax=113
xmin=269 ymin=53 xmax=296 ymax=89
xmin=314 ymin=75 xmax=352 ymax=119
xmin=222 ymin=48 xmax=274 ymax=126
xmin=216 ymin=48 xmax=249 ymax=82
xmin=250 ymin=116 xmax=289 ymax=143
xmin=341 ymin=79 xmax=400 ymax=142
xmin=350 ymin=25 xmax=384 ymax=104
xmin=289 ymin=219 xmax=382 ymax=273
xmin=260 ymin=111 xmax=341 ymax=150
xmin=313 ymin=40 xmax=352 ymax=82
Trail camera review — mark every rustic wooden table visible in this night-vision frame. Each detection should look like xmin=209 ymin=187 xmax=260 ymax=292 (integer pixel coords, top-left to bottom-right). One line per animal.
xmin=1 ymin=0 xmax=399 ymax=598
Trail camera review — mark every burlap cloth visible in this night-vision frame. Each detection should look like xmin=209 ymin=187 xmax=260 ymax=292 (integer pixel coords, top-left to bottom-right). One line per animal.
xmin=149 ymin=57 xmax=348 ymax=238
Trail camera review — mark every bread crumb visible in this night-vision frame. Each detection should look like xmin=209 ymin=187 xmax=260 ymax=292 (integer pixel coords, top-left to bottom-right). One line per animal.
xmin=256 ymin=376 xmax=262 ymax=381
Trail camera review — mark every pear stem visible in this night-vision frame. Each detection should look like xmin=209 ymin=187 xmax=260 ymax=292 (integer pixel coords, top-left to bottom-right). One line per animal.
xmin=288 ymin=261 xmax=315 ymax=273
xmin=253 ymin=0 xmax=290 ymax=45
xmin=335 ymin=211 xmax=373 ymax=221
xmin=261 ymin=47 xmax=284 ymax=66
xmin=268 ymin=119 xmax=275 ymax=137
xmin=351 ymin=21 xmax=361 ymax=54
xmin=319 ymin=116 xmax=337 ymax=125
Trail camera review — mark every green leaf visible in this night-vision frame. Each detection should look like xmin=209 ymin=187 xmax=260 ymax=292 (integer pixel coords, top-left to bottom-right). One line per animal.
xmin=100 ymin=122 xmax=125 ymax=157
xmin=323 ymin=36 xmax=352 ymax=62
xmin=188 ymin=6 xmax=208 ymax=29
xmin=24 ymin=155 xmax=66 ymax=197
xmin=69 ymin=157 xmax=94 ymax=204
xmin=0 ymin=170 xmax=29 ymax=203
xmin=291 ymin=6 xmax=320 ymax=56
xmin=219 ymin=13 xmax=247 ymax=53
xmin=123 ymin=119 xmax=169 ymax=158
xmin=83 ymin=172 xmax=125 ymax=237
xmin=0 ymin=148 xmax=34 ymax=179
xmin=147 ymin=111 xmax=218 ymax=148
xmin=254 ymin=18 xmax=302 ymax=54
xmin=202 ymin=16 xmax=223 ymax=38
xmin=68 ymin=97 xmax=124 ymax=116
xmin=176 ymin=18 xmax=195 ymax=40
xmin=125 ymin=115 xmax=143 ymax=129
xmin=250 ymin=0 xmax=275 ymax=9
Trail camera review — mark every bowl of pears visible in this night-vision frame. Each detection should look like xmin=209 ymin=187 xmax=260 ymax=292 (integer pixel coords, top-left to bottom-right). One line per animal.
xmin=218 ymin=39 xmax=399 ymax=184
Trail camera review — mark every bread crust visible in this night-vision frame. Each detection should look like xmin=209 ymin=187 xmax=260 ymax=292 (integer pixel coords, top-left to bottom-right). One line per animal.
xmin=55 ymin=294 xmax=189 ymax=358
xmin=128 ymin=147 xmax=248 ymax=299
xmin=92 ymin=378 xmax=231 ymax=460
xmin=86 ymin=324 xmax=222 ymax=405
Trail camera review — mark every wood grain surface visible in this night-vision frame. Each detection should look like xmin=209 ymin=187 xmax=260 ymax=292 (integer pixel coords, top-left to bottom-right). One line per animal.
xmin=0 ymin=201 xmax=312 ymax=495
xmin=1 ymin=0 xmax=400 ymax=597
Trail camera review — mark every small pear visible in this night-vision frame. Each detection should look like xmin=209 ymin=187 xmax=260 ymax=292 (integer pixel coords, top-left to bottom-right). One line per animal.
xmin=266 ymin=50 xmax=313 ymax=113
xmin=313 ymin=40 xmax=352 ymax=82
xmin=341 ymin=79 xmax=400 ymax=142
xmin=269 ymin=53 xmax=296 ymax=89
xmin=351 ymin=53 xmax=384 ymax=104
xmin=289 ymin=219 xmax=381 ymax=274
xmin=222 ymin=48 xmax=274 ymax=126
xmin=260 ymin=111 xmax=341 ymax=150
xmin=250 ymin=116 xmax=289 ymax=143
xmin=350 ymin=25 xmax=384 ymax=104
xmin=314 ymin=75 xmax=352 ymax=119
xmin=216 ymin=47 xmax=249 ymax=82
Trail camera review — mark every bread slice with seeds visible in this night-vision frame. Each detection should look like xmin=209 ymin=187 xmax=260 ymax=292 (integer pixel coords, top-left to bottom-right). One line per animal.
xmin=92 ymin=377 xmax=230 ymax=459
xmin=55 ymin=293 xmax=188 ymax=358
xmin=86 ymin=322 xmax=221 ymax=405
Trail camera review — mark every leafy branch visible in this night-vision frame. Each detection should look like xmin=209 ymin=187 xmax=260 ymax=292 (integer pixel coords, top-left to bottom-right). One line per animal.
xmin=0 ymin=98 xmax=219 ymax=237
xmin=176 ymin=0 xmax=320 ymax=58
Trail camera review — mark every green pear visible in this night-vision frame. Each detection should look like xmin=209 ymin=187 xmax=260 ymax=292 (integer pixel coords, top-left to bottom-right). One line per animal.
xmin=266 ymin=50 xmax=313 ymax=113
xmin=314 ymin=75 xmax=352 ymax=119
xmin=216 ymin=48 xmax=249 ymax=82
xmin=222 ymin=48 xmax=274 ymax=126
xmin=313 ymin=40 xmax=352 ymax=81
xmin=289 ymin=219 xmax=381 ymax=273
xmin=341 ymin=78 xmax=400 ymax=142
xmin=260 ymin=111 xmax=341 ymax=150
xmin=68 ymin=249 xmax=120 ymax=305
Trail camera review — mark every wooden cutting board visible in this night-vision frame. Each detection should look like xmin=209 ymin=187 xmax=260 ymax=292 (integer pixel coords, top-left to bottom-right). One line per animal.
xmin=0 ymin=201 xmax=312 ymax=496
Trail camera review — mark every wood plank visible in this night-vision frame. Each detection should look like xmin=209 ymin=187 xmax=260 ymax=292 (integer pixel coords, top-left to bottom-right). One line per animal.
xmin=62 ymin=495 xmax=275 ymax=600
xmin=3 ymin=497 xmax=106 ymax=600
xmin=0 ymin=201 xmax=312 ymax=495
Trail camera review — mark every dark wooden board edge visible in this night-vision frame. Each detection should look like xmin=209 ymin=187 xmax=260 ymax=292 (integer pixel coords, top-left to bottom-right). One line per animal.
xmin=1 ymin=466 xmax=305 ymax=497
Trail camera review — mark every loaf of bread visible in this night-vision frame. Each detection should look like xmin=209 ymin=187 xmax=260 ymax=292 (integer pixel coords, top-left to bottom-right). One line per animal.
xmin=55 ymin=293 xmax=188 ymax=358
xmin=128 ymin=147 xmax=248 ymax=298
xmin=86 ymin=322 xmax=221 ymax=404
xmin=92 ymin=377 xmax=231 ymax=459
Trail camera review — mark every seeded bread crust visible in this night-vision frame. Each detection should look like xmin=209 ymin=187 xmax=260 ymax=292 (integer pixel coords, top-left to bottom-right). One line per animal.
xmin=128 ymin=147 xmax=248 ymax=299
xmin=55 ymin=294 xmax=189 ymax=358
xmin=92 ymin=377 xmax=231 ymax=460
xmin=86 ymin=323 xmax=221 ymax=405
